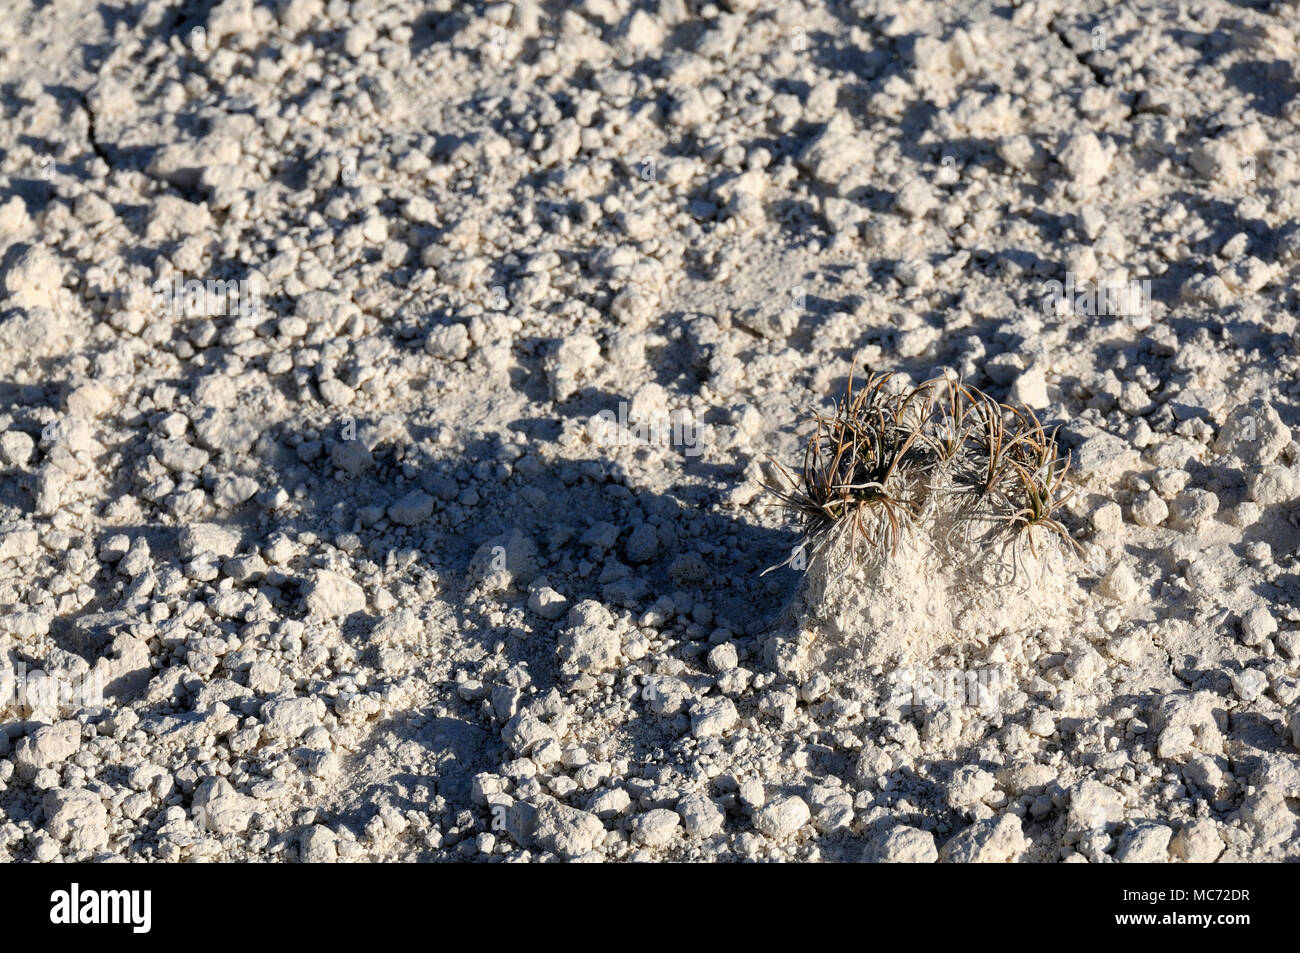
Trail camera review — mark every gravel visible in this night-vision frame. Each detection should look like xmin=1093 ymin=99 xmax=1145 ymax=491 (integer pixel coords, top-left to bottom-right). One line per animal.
xmin=0 ymin=0 xmax=1298 ymax=864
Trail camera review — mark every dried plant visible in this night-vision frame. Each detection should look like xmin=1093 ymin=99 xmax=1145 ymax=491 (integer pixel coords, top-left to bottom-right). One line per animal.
xmin=940 ymin=388 xmax=1029 ymax=550
xmin=1002 ymin=407 xmax=1083 ymax=559
xmin=764 ymin=366 xmax=928 ymax=569
xmin=917 ymin=374 xmax=970 ymax=468
xmin=765 ymin=362 xmax=1080 ymax=577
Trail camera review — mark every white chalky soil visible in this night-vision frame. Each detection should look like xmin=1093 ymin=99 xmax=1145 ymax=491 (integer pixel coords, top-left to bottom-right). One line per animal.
xmin=0 ymin=0 xmax=1298 ymax=863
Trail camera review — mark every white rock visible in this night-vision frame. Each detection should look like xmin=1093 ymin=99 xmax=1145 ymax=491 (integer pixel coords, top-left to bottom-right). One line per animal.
xmin=558 ymin=606 xmax=623 ymax=675
xmin=1237 ymin=790 xmax=1292 ymax=849
xmin=1114 ymin=822 xmax=1173 ymax=862
xmin=1230 ymin=668 xmax=1267 ymax=702
xmin=425 ymin=324 xmax=470 ymax=361
xmin=939 ymin=814 xmax=1026 ymax=862
xmin=588 ymin=788 xmax=631 ymax=819
xmin=300 ymin=825 xmax=339 ymax=862
xmin=373 ymin=608 xmax=422 ymax=645
xmin=331 ymin=439 xmax=374 ymax=476
xmin=1246 ymin=465 xmax=1299 ymax=505
xmin=502 ymin=711 xmax=556 ymax=755
xmin=643 ymin=675 xmax=690 ymax=716
xmin=625 ymin=523 xmax=659 ymax=563
xmin=387 ymin=489 xmax=434 ymax=526
xmin=1099 ymin=564 xmax=1140 ymax=601
xmin=947 ymin=766 xmax=996 ymax=810
xmin=621 ymin=9 xmax=663 ymax=53
xmin=1130 ymin=491 xmax=1168 ymax=527
xmin=800 ymin=125 xmax=873 ymax=193
xmin=193 ymin=776 xmax=254 ymax=834
xmin=43 ymin=788 xmax=108 ymax=850
xmin=1066 ymin=780 xmax=1125 ymax=837
xmin=753 ymin=795 xmax=810 ymax=838
xmin=631 ymin=808 xmax=680 ymax=847
xmin=855 ymin=747 xmax=896 ymax=786
xmin=303 ymin=569 xmax=366 ymax=618
xmin=1170 ymin=819 xmax=1224 ymax=862
xmin=676 ymin=793 xmax=725 ymax=837
xmin=669 ymin=88 xmax=711 ymax=128
xmin=1090 ymin=500 xmax=1123 ymax=535
xmin=1240 ymin=606 xmax=1277 ymax=646
xmin=247 ymin=661 xmax=280 ymax=694
xmin=213 ymin=475 xmax=259 ymax=508
xmin=470 ymin=529 xmax=540 ymax=590
xmin=206 ymin=0 xmax=254 ymax=44
xmin=0 ymin=430 xmax=34 ymax=467
xmin=1058 ymin=131 xmax=1111 ymax=186
xmin=690 ymin=696 xmax=738 ymax=738
xmin=895 ymin=179 xmax=936 ymax=219
xmin=0 ymin=526 xmax=38 ymax=561
xmin=1214 ymin=402 xmax=1290 ymax=466
xmin=864 ymin=826 xmax=938 ymax=863
xmin=179 ymin=522 xmax=242 ymax=561
xmin=545 ymin=333 xmax=600 ymax=402
xmin=66 ymin=382 xmax=113 ymax=418
xmin=527 ymin=584 xmax=568 ymax=620
xmin=3 ymin=245 xmax=63 ymax=310
xmin=1151 ymin=691 xmax=1224 ymax=761
xmin=1169 ymin=489 xmax=1219 ymax=532
xmin=707 ymin=643 xmax=739 ymax=672
xmin=1009 ymin=365 xmax=1048 ymax=408
xmin=262 ymin=696 xmax=325 ymax=740
xmin=531 ymin=799 xmax=604 ymax=857
xmin=14 ymin=721 xmax=81 ymax=777
xmin=0 ymin=195 xmax=31 ymax=234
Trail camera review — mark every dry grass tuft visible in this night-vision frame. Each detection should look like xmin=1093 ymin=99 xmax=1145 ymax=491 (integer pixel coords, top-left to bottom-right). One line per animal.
xmin=765 ymin=362 xmax=1080 ymax=577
